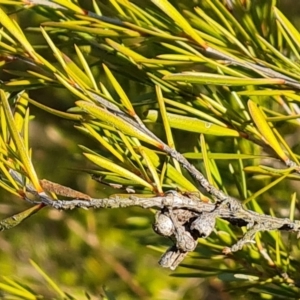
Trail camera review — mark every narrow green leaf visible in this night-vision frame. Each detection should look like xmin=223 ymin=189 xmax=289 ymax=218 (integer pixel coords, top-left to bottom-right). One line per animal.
xmin=243 ymin=173 xmax=290 ymax=204
xmin=164 ymin=98 xmax=227 ymax=126
xmin=82 ymin=123 xmax=124 ymax=162
xmin=5 ymin=78 xmax=48 ymax=86
xmin=155 ymin=86 xmax=181 ymax=174
xmin=55 ymin=74 xmax=93 ymax=102
xmin=194 ymin=7 xmax=252 ymax=57
xmin=84 ymin=153 xmax=154 ymax=190
xmin=42 ymin=23 xmax=132 ymax=36
xmin=248 ymin=100 xmax=288 ymax=162
xmin=0 ymin=7 xmax=36 ymax=58
xmin=76 ymin=101 xmax=162 ymax=147
xmin=0 ymin=179 xmax=20 ymax=197
xmin=0 ymin=282 xmax=36 ymax=300
xmin=92 ymin=0 xmax=102 ymax=15
xmin=166 ymin=163 xmax=198 ymax=192
xmin=0 ymin=91 xmax=42 ymax=191
xmin=30 ymin=259 xmax=66 ymax=298
xmin=273 ymin=128 xmax=300 ymax=165
xmin=256 ymin=35 xmax=300 ymax=72
xmin=151 ymin=0 xmax=206 ymax=47
xmin=102 ymin=64 xmax=135 ymax=113
xmin=275 ymin=231 xmax=281 ymax=266
xmin=24 ymin=95 xmax=82 ymax=121
xmin=123 ymin=22 xmax=186 ymax=40
xmin=40 ymin=27 xmax=67 ymax=69
xmin=1 ymin=276 xmax=36 ymax=299
xmin=157 ymin=54 xmax=204 ymax=62
xmin=183 ymin=152 xmax=267 ymax=160
xmin=244 ymin=166 xmax=300 ymax=180
xmin=276 ymin=19 xmax=300 ymax=60
xmin=218 ymin=273 xmax=259 ymax=282
xmin=0 ymin=104 xmax=8 ymax=143
xmin=274 ymin=7 xmax=300 ymax=52
xmin=139 ymin=146 xmax=162 ymax=193
xmin=289 ymin=193 xmax=297 ymax=221
xmin=118 ymin=133 xmax=150 ymax=181
xmin=106 ymin=38 xmax=150 ymax=62
xmin=200 ymin=134 xmax=213 ymax=185
xmin=48 ymin=0 xmax=85 ymax=13
xmin=74 ymin=44 xmax=99 ymax=91
xmin=164 ymin=72 xmax=285 ymax=86
xmin=11 ymin=93 xmax=28 ymax=134
xmin=0 ymin=163 xmax=20 ymax=191
xmin=62 ymin=52 xmax=93 ymax=88
xmin=0 ymin=204 xmax=43 ymax=231
xmin=146 ymin=110 xmax=240 ymax=136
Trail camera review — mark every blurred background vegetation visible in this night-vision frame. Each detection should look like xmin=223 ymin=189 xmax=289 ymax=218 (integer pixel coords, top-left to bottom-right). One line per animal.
xmin=1 ymin=0 xmax=300 ymax=299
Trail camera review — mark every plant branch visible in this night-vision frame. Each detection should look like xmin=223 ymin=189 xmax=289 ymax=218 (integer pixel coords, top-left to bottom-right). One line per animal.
xmin=20 ymin=179 xmax=300 ymax=270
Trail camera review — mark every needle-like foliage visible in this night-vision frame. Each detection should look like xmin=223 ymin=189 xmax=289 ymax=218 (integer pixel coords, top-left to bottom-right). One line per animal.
xmin=1 ymin=0 xmax=300 ymax=299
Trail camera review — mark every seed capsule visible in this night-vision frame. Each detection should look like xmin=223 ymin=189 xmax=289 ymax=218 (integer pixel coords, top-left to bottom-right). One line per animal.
xmin=191 ymin=212 xmax=216 ymax=238
xmin=153 ymin=211 xmax=175 ymax=237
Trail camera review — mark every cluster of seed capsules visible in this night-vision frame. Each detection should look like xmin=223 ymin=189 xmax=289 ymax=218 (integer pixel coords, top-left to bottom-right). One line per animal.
xmin=153 ymin=208 xmax=217 ymax=270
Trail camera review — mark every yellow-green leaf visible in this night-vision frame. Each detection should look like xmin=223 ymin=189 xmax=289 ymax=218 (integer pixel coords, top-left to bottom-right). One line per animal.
xmin=155 ymin=86 xmax=181 ymax=173
xmin=49 ymin=0 xmax=85 ymax=13
xmin=151 ymin=0 xmax=206 ymax=47
xmin=248 ymin=100 xmax=288 ymax=162
xmin=102 ymin=64 xmax=134 ymax=113
xmin=0 ymin=91 xmax=42 ymax=191
xmin=139 ymin=146 xmax=162 ymax=193
xmin=82 ymin=123 xmax=124 ymax=162
xmin=0 ymin=281 xmax=36 ymax=300
xmin=146 ymin=110 xmax=239 ymax=136
xmin=84 ymin=153 xmax=153 ymax=190
xmin=30 ymin=260 xmax=66 ymax=298
xmin=243 ymin=173 xmax=290 ymax=204
xmin=0 ymin=8 xmax=36 ymax=58
xmin=0 ymin=204 xmax=43 ymax=231
xmin=76 ymin=101 xmax=162 ymax=147
xmin=274 ymin=7 xmax=300 ymax=51
xmin=166 ymin=163 xmax=198 ymax=192
xmin=164 ymin=72 xmax=285 ymax=86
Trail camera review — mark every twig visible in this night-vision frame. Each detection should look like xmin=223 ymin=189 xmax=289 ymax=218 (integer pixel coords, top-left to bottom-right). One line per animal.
xmin=22 ymin=187 xmax=300 ymax=269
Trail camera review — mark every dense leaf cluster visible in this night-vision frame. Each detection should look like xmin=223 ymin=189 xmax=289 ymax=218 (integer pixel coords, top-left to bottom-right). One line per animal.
xmin=1 ymin=0 xmax=300 ymax=299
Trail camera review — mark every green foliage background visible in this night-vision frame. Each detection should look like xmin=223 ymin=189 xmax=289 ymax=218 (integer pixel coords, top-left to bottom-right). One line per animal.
xmin=1 ymin=0 xmax=300 ymax=299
